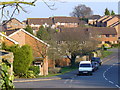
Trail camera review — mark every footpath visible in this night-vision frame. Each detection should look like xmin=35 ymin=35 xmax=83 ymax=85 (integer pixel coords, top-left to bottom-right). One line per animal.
xmin=14 ymin=70 xmax=78 ymax=82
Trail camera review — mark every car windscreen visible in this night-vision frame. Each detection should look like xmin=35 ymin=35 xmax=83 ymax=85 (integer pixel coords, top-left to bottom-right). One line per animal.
xmin=79 ymin=64 xmax=91 ymax=67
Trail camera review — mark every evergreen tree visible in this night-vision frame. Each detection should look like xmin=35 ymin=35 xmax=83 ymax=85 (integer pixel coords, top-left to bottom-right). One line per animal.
xmin=111 ymin=10 xmax=115 ymax=15
xmin=104 ymin=8 xmax=110 ymax=15
xmin=25 ymin=25 xmax=33 ymax=35
xmin=36 ymin=26 xmax=49 ymax=40
xmin=3 ymin=45 xmax=33 ymax=77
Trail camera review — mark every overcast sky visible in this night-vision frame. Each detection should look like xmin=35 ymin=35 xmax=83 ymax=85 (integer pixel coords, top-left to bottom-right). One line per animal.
xmin=1 ymin=0 xmax=119 ymax=21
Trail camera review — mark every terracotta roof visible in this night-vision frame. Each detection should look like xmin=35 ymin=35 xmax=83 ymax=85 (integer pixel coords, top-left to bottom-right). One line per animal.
xmin=27 ymin=18 xmax=53 ymax=25
xmin=52 ymin=16 xmax=80 ymax=23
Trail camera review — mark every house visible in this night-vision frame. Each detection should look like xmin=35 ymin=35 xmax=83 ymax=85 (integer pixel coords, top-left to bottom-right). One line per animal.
xmin=50 ymin=16 xmax=80 ymax=28
xmin=96 ymin=15 xmax=109 ymax=27
xmin=0 ymin=32 xmax=18 ymax=46
xmin=26 ymin=18 xmax=53 ymax=31
xmin=96 ymin=15 xmax=119 ymax=27
xmin=87 ymin=15 xmax=101 ymax=26
xmin=26 ymin=16 xmax=85 ymax=30
xmin=2 ymin=18 xmax=25 ymax=31
xmin=4 ymin=29 xmax=49 ymax=76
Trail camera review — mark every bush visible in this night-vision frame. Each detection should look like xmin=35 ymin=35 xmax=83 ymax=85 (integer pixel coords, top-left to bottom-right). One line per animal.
xmin=111 ymin=44 xmax=119 ymax=47
xmin=25 ymin=70 xmax=35 ymax=78
xmin=48 ymin=67 xmax=61 ymax=74
xmin=29 ymin=66 xmax=40 ymax=76
xmin=2 ymin=44 xmax=33 ymax=77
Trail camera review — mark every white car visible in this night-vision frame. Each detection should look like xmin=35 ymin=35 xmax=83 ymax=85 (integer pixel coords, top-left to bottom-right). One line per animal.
xmin=79 ymin=61 xmax=93 ymax=75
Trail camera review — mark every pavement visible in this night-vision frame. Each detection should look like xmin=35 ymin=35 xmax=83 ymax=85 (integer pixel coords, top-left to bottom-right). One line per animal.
xmin=13 ymin=48 xmax=117 ymax=83
xmin=13 ymin=70 xmax=78 ymax=82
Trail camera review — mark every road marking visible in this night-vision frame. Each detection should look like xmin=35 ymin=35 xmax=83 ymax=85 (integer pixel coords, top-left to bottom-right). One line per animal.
xmin=64 ymin=79 xmax=69 ymax=84
xmin=115 ymin=85 xmax=120 ymax=88
xmin=103 ymin=62 xmax=120 ymax=88
xmin=109 ymin=81 xmax=114 ymax=84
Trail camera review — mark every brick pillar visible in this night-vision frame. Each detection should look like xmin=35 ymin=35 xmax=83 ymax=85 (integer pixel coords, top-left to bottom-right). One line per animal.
xmin=43 ymin=56 xmax=48 ymax=76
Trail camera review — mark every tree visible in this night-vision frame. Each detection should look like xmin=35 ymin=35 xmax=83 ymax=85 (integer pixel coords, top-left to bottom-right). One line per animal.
xmin=70 ymin=4 xmax=93 ymax=18
xmin=104 ymin=8 xmax=110 ymax=15
xmin=25 ymin=25 xmax=33 ymax=35
xmin=3 ymin=45 xmax=33 ymax=77
xmin=36 ymin=26 xmax=49 ymax=40
xmin=111 ymin=10 xmax=115 ymax=15
xmin=0 ymin=0 xmax=37 ymax=22
xmin=54 ymin=30 xmax=99 ymax=67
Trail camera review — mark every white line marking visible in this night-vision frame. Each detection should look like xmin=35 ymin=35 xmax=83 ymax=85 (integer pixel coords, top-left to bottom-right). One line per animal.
xmin=115 ymin=85 xmax=120 ymax=88
xmin=109 ymin=81 xmax=114 ymax=84
xmin=103 ymin=61 xmax=119 ymax=88
xmin=64 ymin=79 xmax=69 ymax=84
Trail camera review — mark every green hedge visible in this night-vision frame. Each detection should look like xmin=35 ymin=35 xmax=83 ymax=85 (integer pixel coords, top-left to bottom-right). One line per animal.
xmin=29 ymin=66 xmax=40 ymax=76
xmin=2 ymin=44 xmax=33 ymax=77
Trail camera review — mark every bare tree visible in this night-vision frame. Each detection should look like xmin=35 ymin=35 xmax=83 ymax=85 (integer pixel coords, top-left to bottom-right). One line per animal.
xmin=70 ymin=4 xmax=93 ymax=18
xmin=54 ymin=30 xmax=99 ymax=67
xmin=0 ymin=0 xmax=37 ymax=22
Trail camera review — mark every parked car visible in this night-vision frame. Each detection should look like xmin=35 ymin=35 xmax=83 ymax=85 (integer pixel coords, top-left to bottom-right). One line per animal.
xmin=91 ymin=57 xmax=102 ymax=66
xmin=91 ymin=61 xmax=99 ymax=72
xmin=78 ymin=61 xmax=93 ymax=75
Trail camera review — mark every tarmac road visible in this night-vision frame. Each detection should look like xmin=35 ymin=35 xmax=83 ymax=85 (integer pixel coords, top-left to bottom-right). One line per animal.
xmin=14 ymin=48 xmax=119 ymax=88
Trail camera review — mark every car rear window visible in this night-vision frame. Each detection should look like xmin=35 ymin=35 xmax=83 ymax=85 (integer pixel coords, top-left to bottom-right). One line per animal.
xmin=80 ymin=64 xmax=91 ymax=67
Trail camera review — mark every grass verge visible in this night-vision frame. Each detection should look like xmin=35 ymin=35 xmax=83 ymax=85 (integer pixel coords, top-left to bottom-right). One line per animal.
xmin=101 ymin=50 xmax=113 ymax=59
xmin=37 ymin=66 xmax=77 ymax=78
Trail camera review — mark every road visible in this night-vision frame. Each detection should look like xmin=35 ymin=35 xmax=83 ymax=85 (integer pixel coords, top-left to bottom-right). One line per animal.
xmin=14 ymin=48 xmax=119 ymax=88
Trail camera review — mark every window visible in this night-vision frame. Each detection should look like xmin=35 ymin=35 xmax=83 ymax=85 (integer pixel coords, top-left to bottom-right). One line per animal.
xmin=112 ymin=35 xmax=115 ymax=37
xmin=105 ymin=34 xmax=109 ymax=37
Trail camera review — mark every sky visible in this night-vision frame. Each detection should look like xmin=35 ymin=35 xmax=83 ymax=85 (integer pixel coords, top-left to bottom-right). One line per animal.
xmin=0 ymin=0 xmax=119 ymax=21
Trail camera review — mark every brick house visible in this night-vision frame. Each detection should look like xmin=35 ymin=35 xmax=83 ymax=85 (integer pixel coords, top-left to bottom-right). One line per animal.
xmin=2 ymin=18 xmax=25 ymax=31
xmin=96 ymin=15 xmax=110 ymax=27
xmin=50 ymin=16 xmax=80 ymax=28
xmin=26 ymin=16 xmax=85 ymax=31
xmin=87 ymin=15 xmax=101 ymax=26
xmin=96 ymin=15 xmax=119 ymax=27
xmin=26 ymin=18 xmax=53 ymax=32
xmin=5 ymin=29 xmax=49 ymax=76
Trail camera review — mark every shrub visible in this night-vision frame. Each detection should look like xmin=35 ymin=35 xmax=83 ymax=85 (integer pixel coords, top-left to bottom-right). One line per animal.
xmin=29 ymin=66 xmax=40 ymax=76
xmin=25 ymin=70 xmax=35 ymax=78
xmin=111 ymin=44 xmax=119 ymax=47
xmin=48 ymin=67 xmax=61 ymax=74
xmin=2 ymin=44 xmax=33 ymax=77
